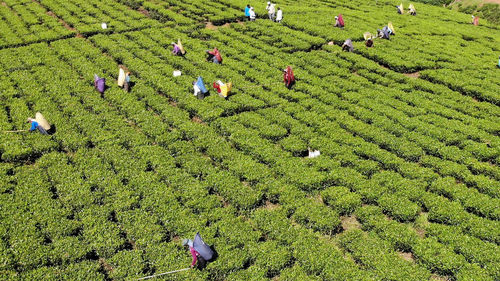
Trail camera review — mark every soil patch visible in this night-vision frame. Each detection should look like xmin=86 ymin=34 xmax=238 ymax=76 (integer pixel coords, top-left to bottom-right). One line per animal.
xmin=206 ymin=22 xmax=217 ymax=30
xmin=403 ymin=71 xmax=420 ymax=78
xmin=99 ymin=258 xmax=113 ymax=273
xmin=262 ymin=200 xmax=280 ymax=210
xmin=168 ymin=99 xmax=177 ymax=107
xmin=138 ymin=7 xmax=150 ymax=17
xmin=431 ymin=274 xmax=452 ymax=281
xmin=397 ymin=251 xmax=415 ymax=262
xmin=341 ymin=215 xmax=361 ymax=231
xmin=416 ymin=228 xmax=426 ymax=238
xmin=191 ymin=116 xmax=204 ymax=124
xmin=205 ymin=22 xmax=231 ymax=30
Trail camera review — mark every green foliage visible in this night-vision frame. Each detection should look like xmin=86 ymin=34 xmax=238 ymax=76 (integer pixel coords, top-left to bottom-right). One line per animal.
xmin=1 ymin=0 xmax=499 ymax=280
xmin=321 ymin=186 xmax=362 ymax=215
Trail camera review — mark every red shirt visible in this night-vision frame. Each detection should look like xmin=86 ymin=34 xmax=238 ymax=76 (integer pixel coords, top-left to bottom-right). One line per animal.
xmin=189 ymin=247 xmax=199 ymax=266
xmin=284 ymin=67 xmax=295 ymax=85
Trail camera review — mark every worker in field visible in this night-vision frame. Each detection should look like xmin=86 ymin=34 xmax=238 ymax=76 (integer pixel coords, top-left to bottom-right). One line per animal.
xmin=193 ymin=76 xmax=208 ymax=100
xmin=182 ymin=233 xmax=215 ymax=270
xmin=27 ymin=112 xmax=51 ymax=135
xmin=364 ymin=32 xmax=374 ymax=47
xmin=497 ymin=56 xmax=500 ymax=68
xmin=266 ymin=2 xmax=276 ymax=21
xmin=334 ymin=14 xmax=344 ymax=28
xmin=117 ymin=67 xmax=131 ymax=92
xmin=472 ymin=15 xmax=479 ymax=26
xmin=213 ymin=80 xmax=232 ymax=98
xmin=408 ymin=4 xmax=416 ymax=16
xmin=206 ymin=48 xmax=222 ymax=64
xmin=377 ymin=26 xmax=391 ymax=39
xmin=245 ymin=4 xmax=251 ymax=20
xmin=397 ymin=3 xmax=403 ymax=14
xmin=283 ymin=66 xmax=295 ymax=89
xmin=172 ymin=40 xmax=186 ymax=56
xmin=123 ymin=72 xmax=131 ymax=92
xmin=342 ymin=39 xmax=354 ymax=52
xmin=276 ymin=7 xmax=283 ymax=23
xmin=249 ymin=7 xmax=256 ymax=21
xmin=94 ymin=74 xmax=106 ymax=94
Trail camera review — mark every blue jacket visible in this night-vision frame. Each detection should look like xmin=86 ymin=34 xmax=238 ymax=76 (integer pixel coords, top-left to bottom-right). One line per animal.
xmin=245 ymin=6 xmax=250 ymax=16
xmin=29 ymin=121 xmax=39 ymax=131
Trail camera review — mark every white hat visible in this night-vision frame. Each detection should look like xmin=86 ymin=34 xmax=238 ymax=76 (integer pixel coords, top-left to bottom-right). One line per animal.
xmin=267 ymin=1 xmax=271 ymax=4
xmin=101 ymin=22 xmax=107 ymax=29
xmin=335 ymin=16 xmax=338 ymax=19
xmin=182 ymin=239 xmax=193 ymax=247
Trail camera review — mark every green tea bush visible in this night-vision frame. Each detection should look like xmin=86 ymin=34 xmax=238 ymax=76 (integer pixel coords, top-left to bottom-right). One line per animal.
xmin=321 ymin=186 xmax=362 ymax=215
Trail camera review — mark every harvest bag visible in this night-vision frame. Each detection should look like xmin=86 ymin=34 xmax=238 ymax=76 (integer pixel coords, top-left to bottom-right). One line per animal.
xmin=193 ymin=233 xmax=214 ymax=260
xmin=118 ymin=68 xmax=126 ymax=87
xmin=35 ymin=112 xmax=51 ymax=130
xmin=196 ymin=76 xmax=208 ymax=94
xmin=178 ymin=39 xmax=186 ymax=55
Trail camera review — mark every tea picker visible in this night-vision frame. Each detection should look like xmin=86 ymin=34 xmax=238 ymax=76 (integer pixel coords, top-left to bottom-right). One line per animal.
xmin=334 ymin=14 xmax=344 ymax=28
xmin=213 ymin=80 xmax=232 ymax=98
xmin=244 ymin=4 xmax=251 ymax=20
xmin=364 ymin=32 xmax=374 ymax=47
xmin=342 ymin=39 xmax=354 ymax=52
xmin=266 ymin=2 xmax=276 ymax=21
xmin=182 ymin=232 xmax=215 ymax=270
xmin=249 ymin=7 xmax=256 ymax=21
xmin=27 ymin=112 xmax=51 ymax=135
xmin=283 ymin=66 xmax=295 ymax=89
xmin=94 ymin=74 xmax=106 ymax=94
xmin=276 ymin=7 xmax=283 ymax=23
xmin=172 ymin=39 xmax=186 ymax=56
xmin=408 ymin=4 xmax=416 ymax=16
xmin=377 ymin=26 xmax=392 ymax=40
xmin=117 ymin=67 xmax=131 ymax=92
xmin=397 ymin=3 xmax=403 ymax=14
xmin=472 ymin=15 xmax=479 ymax=26
xmin=193 ymin=76 xmax=208 ymax=100
xmin=206 ymin=48 xmax=222 ymax=64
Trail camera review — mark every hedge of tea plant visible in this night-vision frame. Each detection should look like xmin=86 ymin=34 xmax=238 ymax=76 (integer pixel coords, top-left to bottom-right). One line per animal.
xmin=0 ymin=0 xmax=499 ymax=280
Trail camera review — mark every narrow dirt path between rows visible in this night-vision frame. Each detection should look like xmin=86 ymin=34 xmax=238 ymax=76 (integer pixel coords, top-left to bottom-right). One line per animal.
xmin=31 ymin=0 xmax=82 ymax=38
xmin=205 ymin=21 xmax=244 ymax=30
xmin=403 ymin=71 xmax=420 ymax=78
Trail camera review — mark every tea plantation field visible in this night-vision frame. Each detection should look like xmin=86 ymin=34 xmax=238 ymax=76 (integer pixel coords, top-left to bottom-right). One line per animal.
xmin=0 ymin=0 xmax=499 ymax=280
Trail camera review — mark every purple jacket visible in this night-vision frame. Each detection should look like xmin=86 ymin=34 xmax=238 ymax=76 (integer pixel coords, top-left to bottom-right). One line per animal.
xmin=172 ymin=44 xmax=181 ymax=55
